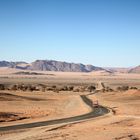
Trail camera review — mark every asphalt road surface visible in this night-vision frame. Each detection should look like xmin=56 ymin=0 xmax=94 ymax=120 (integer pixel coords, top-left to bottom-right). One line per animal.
xmin=0 ymin=95 xmax=109 ymax=132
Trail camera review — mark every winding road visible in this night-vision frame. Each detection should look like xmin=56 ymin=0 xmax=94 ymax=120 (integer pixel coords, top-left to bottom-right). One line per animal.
xmin=0 ymin=95 xmax=109 ymax=132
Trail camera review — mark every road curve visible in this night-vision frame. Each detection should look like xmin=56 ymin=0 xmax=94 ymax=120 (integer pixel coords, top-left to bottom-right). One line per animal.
xmin=0 ymin=95 xmax=109 ymax=132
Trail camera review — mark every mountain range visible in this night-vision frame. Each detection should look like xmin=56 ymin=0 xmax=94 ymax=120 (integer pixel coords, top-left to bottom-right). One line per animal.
xmin=0 ymin=60 xmax=139 ymax=73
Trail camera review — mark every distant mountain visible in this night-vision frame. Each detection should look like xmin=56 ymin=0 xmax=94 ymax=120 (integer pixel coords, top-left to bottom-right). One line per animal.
xmin=27 ymin=60 xmax=103 ymax=72
xmin=0 ymin=60 xmax=103 ymax=72
xmin=104 ymin=67 xmax=131 ymax=73
xmin=0 ymin=61 xmax=12 ymax=67
xmin=0 ymin=61 xmax=27 ymax=68
xmin=1 ymin=60 xmax=139 ymax=73
xmin=128 ymin=65 xmax=140 ymax=73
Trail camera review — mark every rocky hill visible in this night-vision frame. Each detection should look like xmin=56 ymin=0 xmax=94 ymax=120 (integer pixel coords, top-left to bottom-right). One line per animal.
xmin=0 ymin=61 xmax=27 ymax=68
xmin=0 ymin=60 xmax=103 ymax=72
xmin=1 ymin=60 xmax=139 ymax=73
xmin=28 ymin=60 xmax=103 ymax=72
xmin=104 ymin=67 xmax=131 ymax=73
xmin=129 ymin=65 xmax=140 ymax=73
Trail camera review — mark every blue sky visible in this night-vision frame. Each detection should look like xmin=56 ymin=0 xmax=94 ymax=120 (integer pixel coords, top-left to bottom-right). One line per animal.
xmin=0 ymin=0 xmax=140 ymax=67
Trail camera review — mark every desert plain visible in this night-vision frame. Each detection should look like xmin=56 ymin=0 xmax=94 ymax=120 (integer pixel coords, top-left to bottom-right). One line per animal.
xmin=0 ymin=68 xmax=140 ymax=140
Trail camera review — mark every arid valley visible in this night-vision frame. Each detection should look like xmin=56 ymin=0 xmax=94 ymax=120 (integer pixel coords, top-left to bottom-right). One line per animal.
xmin=1 ymin=0 xmax=140 ymax=139
xmin=0 ymin=66 xmax=140 ymax=140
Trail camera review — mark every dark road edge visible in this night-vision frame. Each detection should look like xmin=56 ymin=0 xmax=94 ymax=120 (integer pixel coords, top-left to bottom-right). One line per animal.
xmin=0 ymin=95 xmax=109 ymax=132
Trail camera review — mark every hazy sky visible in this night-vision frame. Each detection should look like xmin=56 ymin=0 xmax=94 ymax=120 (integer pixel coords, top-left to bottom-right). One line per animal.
xmin=0 ymin=0 xmax=140 ymax=67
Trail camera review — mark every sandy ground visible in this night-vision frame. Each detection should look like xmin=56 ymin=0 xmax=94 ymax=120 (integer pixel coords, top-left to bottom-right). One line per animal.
xmin=0 ymin=90 xmax=140 ymax=140
xmin=0 ymin=68 xmax=140 ymax=88
xmin=0 ymin=91 xmax=90 ymax=127
xmin=0 ymin=70 xmax=140 ymax=140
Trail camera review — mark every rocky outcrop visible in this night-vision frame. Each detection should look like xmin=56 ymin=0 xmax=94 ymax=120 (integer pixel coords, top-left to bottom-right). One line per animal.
xmin=0 ymin=60 xmax=104 ymax=72
xmin=128 ymin=65 xmax=140 ymax=73
xmin=0 ymin=61 xmax=27 ymax=68
xmin=27 ymin=60 xmax=103 ymax=72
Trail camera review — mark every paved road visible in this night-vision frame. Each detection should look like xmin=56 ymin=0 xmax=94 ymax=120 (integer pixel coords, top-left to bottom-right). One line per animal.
xmin=0 ymin=95 xmax=109 ymax=132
